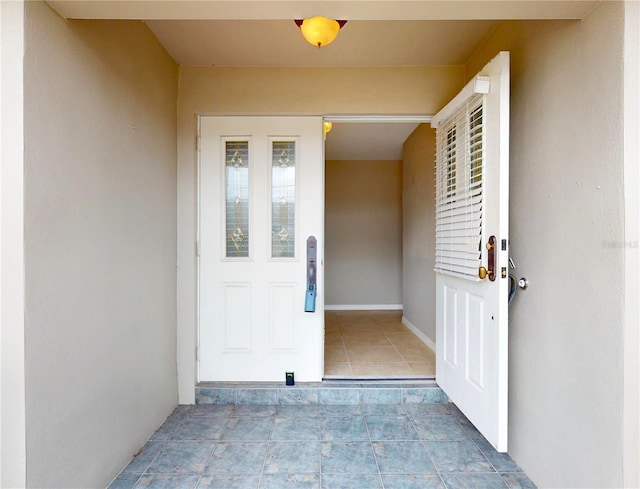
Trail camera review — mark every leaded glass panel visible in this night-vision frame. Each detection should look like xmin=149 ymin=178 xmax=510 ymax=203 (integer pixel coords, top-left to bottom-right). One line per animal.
xmin=225 ymin=141 xmax=249 ymax=258
xmin=271 ymin=140 xmax=296 ymax=258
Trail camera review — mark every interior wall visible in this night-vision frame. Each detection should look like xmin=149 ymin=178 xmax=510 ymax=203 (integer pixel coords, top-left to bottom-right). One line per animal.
xmin=325 ymin=159 xmax=402 ymax=307
xmin=23 ymin=3 xmax=179 ymax=487
xmin=177 ymin=65 xmax=465 ymax=402
xmin=401 ymin=125 xmax=437 ymax=342
xmin=466 ymin=4 xmax=625 ymax=487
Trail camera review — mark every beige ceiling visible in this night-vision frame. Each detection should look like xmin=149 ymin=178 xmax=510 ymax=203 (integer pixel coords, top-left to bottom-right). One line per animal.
xmin=145 ymin=19 xmax=500 ymax=67
xmin=47 ymin=0 xmax=600 ymax=160
xmin=325 ymin=122 xmax=420 ymax=160
xmin=48 ymin=1 xmax=601 ymax=69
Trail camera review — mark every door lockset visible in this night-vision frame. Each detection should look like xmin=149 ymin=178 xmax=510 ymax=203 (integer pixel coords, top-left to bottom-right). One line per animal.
xmin=305 ymin=236 xmax=317 ymax=312
xmin=478 ymin=235 xmax=497 ymax=281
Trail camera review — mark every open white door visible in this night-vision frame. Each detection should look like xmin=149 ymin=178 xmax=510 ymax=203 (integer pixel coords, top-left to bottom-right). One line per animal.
xmin=432 ymin=52 xmax=510 ymax=451
xmin=198 ymin=116 xmax=324 ymax=382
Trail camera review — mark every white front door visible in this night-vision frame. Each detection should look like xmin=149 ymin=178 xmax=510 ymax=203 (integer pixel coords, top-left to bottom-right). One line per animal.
xmin=432 ymin=52 xmax=510 ymax=451
xmin=198 ymin=116 xmax=324 ymax=382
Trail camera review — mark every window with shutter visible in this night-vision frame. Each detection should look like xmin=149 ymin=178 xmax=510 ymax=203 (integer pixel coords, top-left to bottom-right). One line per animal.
xmin=435 ymin=93 xmax=485 ymax=279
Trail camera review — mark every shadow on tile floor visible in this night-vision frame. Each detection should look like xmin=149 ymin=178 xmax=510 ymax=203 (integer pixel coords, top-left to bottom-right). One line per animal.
xmin=108 ymin=403 xmax=537 ymax=489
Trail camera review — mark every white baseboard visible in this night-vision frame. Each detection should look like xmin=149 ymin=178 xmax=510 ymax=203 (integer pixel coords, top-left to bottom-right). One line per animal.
xmin=401 ymin=316 xmax=436 ymax=353
xmin=325 ymin=304 xmax=403 ymax=311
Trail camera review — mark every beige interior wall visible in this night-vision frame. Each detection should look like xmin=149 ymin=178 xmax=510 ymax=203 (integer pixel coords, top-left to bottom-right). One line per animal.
xmin=23 ymin=3 xmax=179 ymax=487
xmin=177 ymin=65 xmax=465 ymax=401
xmin=401 ymin=125 xmax=437 ymax=341
xmin=466 ymin=4 xmax=625 ymax=487
xmin=325 ymin=159 xmax=402 ymax=306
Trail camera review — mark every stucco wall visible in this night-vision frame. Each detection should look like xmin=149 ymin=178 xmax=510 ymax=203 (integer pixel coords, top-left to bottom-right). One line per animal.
xmin=466 ymin=4 xmax=625 ymax=487
xmin=623 ymin=4 xmax=640 ymax=486
xmin=325 ymin=159 xmax=402 ymax=307
xmin=23 ymin=3 xmax=179 ymax=487
xmin=1 ymin=1 xmax=27 ymax=487
xmin=401 ymin=124 xmax=437 ymax=342
xmin=177 ymin=65 xmax=464 ymax=401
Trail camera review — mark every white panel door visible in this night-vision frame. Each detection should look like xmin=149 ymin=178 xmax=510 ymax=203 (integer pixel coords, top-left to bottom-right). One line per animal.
xmin=433 ymin=52 xmax=510 ymax=451
xmin=199 ymin=116 xmax=324 ymax=382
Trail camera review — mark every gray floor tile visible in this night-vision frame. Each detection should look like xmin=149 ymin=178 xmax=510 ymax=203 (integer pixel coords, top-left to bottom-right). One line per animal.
xmin=112 ymin=401 xmax=536 ymax=489
xmin=237 ymin=389 xmax=278 ymax=405
xmin=404 ymin=403 xmax=452 ymax=417
xmin=205 ymin=442 xmax=267 ymax=474
xmin=276 ymin=405 xmax=319 ymax=418
xmin=319 ymin=404 xmax=362 ymax=417
xmin=277 ymin=389 xmax=319 ymax=405
xmin=361 ymin=404 xmax=406 ymax=416
xmin=190 ymin=405 xmax=235 ymax=417
xmin=365 ymin=415 xmax=419 ymax=440
xmin=271 ymin=417 xmax=320 ymax=440
xmin=453 ymin=414 xmax=486 ymax=440
xmin=373 ymin=441 xmax=437 ymax=474
xmin=108 ymin=473 xmax=140 ymax=489
xmin=381 ymin=474 xmax=445 ymax=489
xmin=196 ymin=389 xmax=236 ymax=405
xmin=320 ymin=442 xmax=378 ymax=474
xmin=147 ymin=441 xmax=214 ymax=474
xmin=321 ymin=473 xmax=383 ymax=489
xmin=425 ymin=440 xmax=494 ymax=473
xmin=259 ymin=474 xmax=320 ymax=488
xmin=501 ymin=473 xmax=538 ymax=489
xmin=173 ymin=417 xmax=227 ymax=441
xmin=197 ymin=474 xmax=260 ymax=489
xmin=221 ymin=417 xmax=274 ymax=441
xmin=474 ymin=438 xmax=521 ymax=472
xmin=133 ymin=473 xmax=201 ymax=489
xmin=440 ymin=472 xmax=509 ymax=489
xmin=360 ymin=388 xmax=402 ymax=405
xmin=150 ymin=412 xmax=186 ymax=441
xmin=123 ymin=440 xmax=165 ymax=474
xmin=411 ymin=415 xmax=468 ymax=441
xmin=174 ymin=406 xmax=194 ymax=416
xmin=403 ymin=388 xmax=449 ymax=403
xmin=320 ymin=416 xmax=369 ymax=441
xmin=263 ymin=441 xmax=320 ymax=474
xmin=231 ymin=405 xmax=276 ymax=417
xmin=318 ymin=388 xmax=360 ymax=404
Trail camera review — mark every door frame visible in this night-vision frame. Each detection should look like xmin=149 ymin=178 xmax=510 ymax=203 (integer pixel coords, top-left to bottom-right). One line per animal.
xmin=188 ymin=113 xmax=436 ymax=392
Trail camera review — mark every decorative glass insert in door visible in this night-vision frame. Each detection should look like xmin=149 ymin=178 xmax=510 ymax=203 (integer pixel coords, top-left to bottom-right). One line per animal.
xmin=271 ymin=140 xmax=296 ymax=258
xmin=225 ymin=141 xmax=249 ymax=257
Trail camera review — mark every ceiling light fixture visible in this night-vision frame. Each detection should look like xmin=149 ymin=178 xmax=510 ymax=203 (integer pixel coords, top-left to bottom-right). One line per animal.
xmin=294 ymin=17 xmax=347 ymax=48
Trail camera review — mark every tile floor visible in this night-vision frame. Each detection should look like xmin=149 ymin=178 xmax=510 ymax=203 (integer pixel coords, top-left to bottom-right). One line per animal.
xmin=325 ymin=310 xmax=435 ymax=378
xmin=108 ymin=402 xmax=536 ymax=489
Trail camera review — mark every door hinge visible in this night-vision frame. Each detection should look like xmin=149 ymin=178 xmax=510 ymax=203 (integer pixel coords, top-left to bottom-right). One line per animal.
xmin=196 ymin=346 xmax=199 ymax=361
xmin=196 ymin=241 xmax=201 ymax=257
xmin=196 ymin=134 xmax=201 ymax=152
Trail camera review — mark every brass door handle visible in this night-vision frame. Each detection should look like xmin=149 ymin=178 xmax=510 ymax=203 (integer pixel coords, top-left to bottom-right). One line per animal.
xmin=479 ymin=236 xmax=497 ymax=281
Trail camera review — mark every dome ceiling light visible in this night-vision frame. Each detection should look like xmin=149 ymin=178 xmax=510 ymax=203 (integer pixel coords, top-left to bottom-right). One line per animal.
xmin=294 ymin=17 xmax=347 ymax=48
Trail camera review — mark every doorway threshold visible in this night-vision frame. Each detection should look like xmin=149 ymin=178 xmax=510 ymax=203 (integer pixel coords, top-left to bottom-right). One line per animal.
xmin=195 ymin=379 xmax=446 ymax=405
xmin=322 ymin=376 xmax=436 ymax=383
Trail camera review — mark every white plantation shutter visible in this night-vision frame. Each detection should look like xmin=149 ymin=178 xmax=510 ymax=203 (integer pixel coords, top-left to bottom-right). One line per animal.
xmin=435 ymin=93 xmax=485 ymax=279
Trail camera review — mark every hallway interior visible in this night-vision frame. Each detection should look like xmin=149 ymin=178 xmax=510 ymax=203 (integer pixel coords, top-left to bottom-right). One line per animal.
xmin=324 ymin=310 xmax=436 ymax=379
